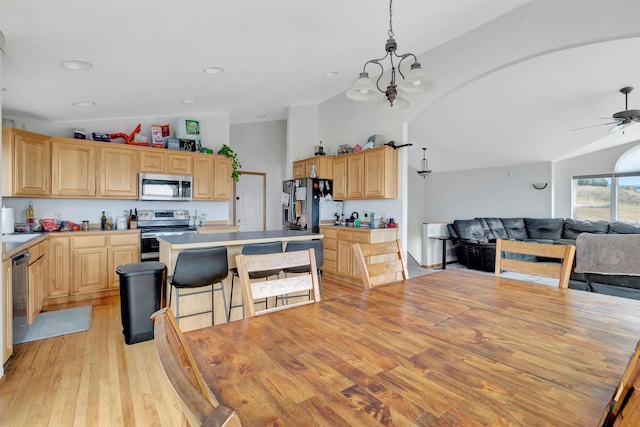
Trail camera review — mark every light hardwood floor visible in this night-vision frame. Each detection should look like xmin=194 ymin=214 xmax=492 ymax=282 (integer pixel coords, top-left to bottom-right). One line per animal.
xmin=0 ymin=276 xmax=358 ymax=427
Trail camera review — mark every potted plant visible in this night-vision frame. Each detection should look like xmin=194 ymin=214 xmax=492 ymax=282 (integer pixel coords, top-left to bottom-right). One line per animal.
xmin=218 ymin=144 xmax=242 ymax=182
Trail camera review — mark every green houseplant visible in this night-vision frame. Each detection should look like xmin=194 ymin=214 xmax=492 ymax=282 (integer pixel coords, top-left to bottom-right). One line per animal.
xmin=218 ymin=144 xmax=242 ymax=182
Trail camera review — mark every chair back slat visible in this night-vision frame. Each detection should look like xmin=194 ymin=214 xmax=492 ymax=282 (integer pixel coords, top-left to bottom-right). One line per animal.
xmin=494 ymin=239 xmax=576 ymax=288
xmin=352 ymin=240 xmax=409 ymax=289
xmin=151 ymin=308 xmax=242 ymax=427
xmin=236 ymin=248 xmax=321 ymax=317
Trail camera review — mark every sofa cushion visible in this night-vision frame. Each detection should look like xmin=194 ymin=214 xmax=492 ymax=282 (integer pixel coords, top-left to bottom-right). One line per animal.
xmin=453 ymin=219 xmax=487 ymax=243
xmin=562 ymin=218 xmax=609 ymax=239
xmin=484 ymin=217 xmax=509 ymax=239
xmin=474 ymin=218 xmax=494 ymax=240
xmin=524 ymin=218 xmax=564 ymax=240
xmin=501 ymin=218 xmax=528 ymax=240
xmin=608 ymin=221 xmax=640 ymax=234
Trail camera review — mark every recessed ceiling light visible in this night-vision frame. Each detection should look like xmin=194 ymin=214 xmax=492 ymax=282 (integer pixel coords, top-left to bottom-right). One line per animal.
xmin=72 ymin=101 xmax=95 ymax=107
xmin=182 ymin=98 xmax=198 ymax=104
xmin=324 ymin=72 xmax=339 ymax=77
xmin=62 ymin=60 xmax=93 ymax=70
xmin=203 ymin=66 xmax=224 ymax=74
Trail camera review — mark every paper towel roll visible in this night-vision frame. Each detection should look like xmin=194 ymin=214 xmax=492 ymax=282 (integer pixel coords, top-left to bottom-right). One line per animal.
xmin=2 ymin=207 xmax=15 ymax=235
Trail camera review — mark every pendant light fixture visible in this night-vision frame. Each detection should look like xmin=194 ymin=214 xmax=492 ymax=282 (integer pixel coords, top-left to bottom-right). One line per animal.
xmin=346 ymin=0 xmax=435 ymax=109
xmin=417 ymin=147 xmax=432 ymax=178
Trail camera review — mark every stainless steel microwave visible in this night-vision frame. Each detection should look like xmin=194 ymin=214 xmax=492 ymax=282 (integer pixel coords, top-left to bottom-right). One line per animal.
xmin=139 ymin=173 xmax=192 ymax=201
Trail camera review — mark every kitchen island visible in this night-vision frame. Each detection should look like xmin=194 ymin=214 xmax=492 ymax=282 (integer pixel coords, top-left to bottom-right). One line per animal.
xmin=158 ymin=230 xmax=323 ymax=330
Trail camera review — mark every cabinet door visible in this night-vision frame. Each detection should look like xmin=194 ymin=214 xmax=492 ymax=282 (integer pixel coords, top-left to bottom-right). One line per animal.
xmin=333 ymin=157 xmax=347 ymax=200
xmin=2 ymin=127 xmax=13 ymax=197
xmin=337 ymin=239 xmax=353 ymax=277
xmin=28 ymin=250 xmax=45 ymax=325
xmin=364 ymin=149 xmax=386 ymax=198
xmin=108 ymin=245 xmax=140 ymax=289
xmin=2 ymin=259 xmax=12 ymax=363
xmin=193 ymin=156 xmax=214 ymax=200
xmin=167 ymin=153 xmax=193 ymax=175
xmin=306 ymin=157 xmax=333 ymax=179
xmin=71 ymin=247 xmax=108 ymax=294
xmin=293 ymin=160 xmax=306 ymax=179
xmin=213 ymin=156 xmax=233 ymax=200
xmin=97 ymin=146 xmax=138 ymax=198
xmin=13 ymin=130 xmax=51 ymax=196
xmin=346 ymin=153 xmax=365 ymax=199
xmin=48 ymin=237 xmax=71 ymax=298
xmin=139 ymin=150 xmax=167 ymax=173
xmin=51 ymin=139 xmax=97 ymax=197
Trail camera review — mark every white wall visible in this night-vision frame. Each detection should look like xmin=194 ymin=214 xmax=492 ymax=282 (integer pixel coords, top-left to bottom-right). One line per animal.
xmin=229 ymin=120 xmax=287 ymax=230
xmin=286 ymin=105 xmax=318 ymax=178
xmin=553 ymin=139 xmax=640 ymax=218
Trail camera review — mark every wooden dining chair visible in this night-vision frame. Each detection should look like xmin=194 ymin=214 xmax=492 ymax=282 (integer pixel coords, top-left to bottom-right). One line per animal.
xmin=494 ymin=239 xmax=576 ymax=288
xmin=599 ymin=340 xmax=640 ymax=427
xmin=151 ymin=308 xmax=242 ymax=427
xmin=235 ymin=248 xmax=321 ymax=317
xmin=352 ymin=239 xmax=409 ymax=289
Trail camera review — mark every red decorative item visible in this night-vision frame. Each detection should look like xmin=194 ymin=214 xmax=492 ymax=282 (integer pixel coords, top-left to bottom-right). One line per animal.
xmin=110 ymin=123 xmax=147 ymax=145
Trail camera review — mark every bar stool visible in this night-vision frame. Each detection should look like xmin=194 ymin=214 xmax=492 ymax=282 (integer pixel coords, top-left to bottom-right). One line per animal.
xmin=283 ymin=239 xmax=325 ymax=300
xmin=168 ymin=247 xmax=230 ymax=325
xmin=228 ymin=241 xmax=283 ymax=319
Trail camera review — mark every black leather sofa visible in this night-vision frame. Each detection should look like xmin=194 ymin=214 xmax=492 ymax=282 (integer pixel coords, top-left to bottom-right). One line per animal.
xmin=446 ymin=217 xmax=640 ymax=299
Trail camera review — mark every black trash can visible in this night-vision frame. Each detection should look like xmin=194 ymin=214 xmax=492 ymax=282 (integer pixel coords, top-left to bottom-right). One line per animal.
xmin=116 ymin=262 xmax=167 ymax=344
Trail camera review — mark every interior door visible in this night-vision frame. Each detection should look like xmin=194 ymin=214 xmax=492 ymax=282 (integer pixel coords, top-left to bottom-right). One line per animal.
xmin=234 ymin=172 xmax=265 ymax=231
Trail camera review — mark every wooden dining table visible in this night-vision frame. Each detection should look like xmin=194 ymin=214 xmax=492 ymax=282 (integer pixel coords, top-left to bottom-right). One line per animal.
xmin=183 ymin=269 xmax=640 ymax=426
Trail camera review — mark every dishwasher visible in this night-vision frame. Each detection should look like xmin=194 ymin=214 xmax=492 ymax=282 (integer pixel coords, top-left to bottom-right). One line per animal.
xmin=11 ymin=250 xmax=31 ymax=344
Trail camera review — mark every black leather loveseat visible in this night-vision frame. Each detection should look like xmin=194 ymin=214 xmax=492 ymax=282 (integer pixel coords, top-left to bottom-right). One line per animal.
xmin=446 ymin=217 xmax=640 ymax=299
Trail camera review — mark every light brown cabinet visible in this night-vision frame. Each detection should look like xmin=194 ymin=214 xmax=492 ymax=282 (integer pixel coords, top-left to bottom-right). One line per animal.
xmin=28 ymin=240 xmax=48 ymax=324
xmin=292 ymin=156 xmax=333 ymax=179
xmin=319 ymin=225 xmax=398 ymax=287
xmin=2 ymin=259 xmax=12 ymax=364
xmin=51 ymin=138 xmax=97 ymax=197
xmin=140 ymin=150 xmax=193 ymax=175
xmin=192 ymin=155 xmax=233 ymax=201
xmin=346 ymin=153 xmax=365 ymax=199
xmin=332 ymin=157 xmax=347 ymax=200
xmin=2 ymin=128 xmax=51 ymax=197
xmin=47 ymin=236 xmax=71 ymax=299
xmin=97 ymin=145 xmax=139 ymax=198
xmin=71 ymin=235 xmax=109 ymax=295
xmin=139 ymin=150 xmax=167 ymax=173
xmin=331 ymin=146 xmax=398 ymax=200
xmin=107 ymin=233 xmax=140 ymax=289
xmin=213 ymin=156 xmax=233 ymax=200
xmin=167 ymin=152 xmax=193 ymax=175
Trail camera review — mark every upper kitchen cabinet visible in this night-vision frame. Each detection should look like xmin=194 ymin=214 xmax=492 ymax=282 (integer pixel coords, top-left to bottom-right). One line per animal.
xmin=193 ymin=154 xmax=233 ymax=201
xmin=2 ymin=127 xmax=51 ymax=197
xmin=331 ymin=146 xmax=398 ymax=200
xmin=97 ymin=144 xmax=139 ymax=198
xmin=292 ymin=156 xmax=333 ymax=179
xmin=51 ymin=138 xmax=97 ymax=197
xmin=167 ymin=152 xmax=193 ymax=175
xmin=139 ymin=149 xmax=193 ymax=175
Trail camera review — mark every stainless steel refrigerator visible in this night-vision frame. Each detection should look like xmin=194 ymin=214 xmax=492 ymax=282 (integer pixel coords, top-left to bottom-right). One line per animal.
xmin=282 ymin=178 xmax=341 ymax=232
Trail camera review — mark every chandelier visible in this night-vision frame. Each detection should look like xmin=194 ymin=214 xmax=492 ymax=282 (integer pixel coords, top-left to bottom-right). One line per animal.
xmin=417 ymin=148 xmax=432 ymax=178
xmin=346 ymin=0 xmax=435 ymax=109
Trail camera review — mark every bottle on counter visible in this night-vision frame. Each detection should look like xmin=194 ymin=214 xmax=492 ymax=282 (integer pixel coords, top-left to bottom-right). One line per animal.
xmin=26 ymin=201 xmax=35 ymax=225
xmin=101 ymin=211 xmax=107 ymax=230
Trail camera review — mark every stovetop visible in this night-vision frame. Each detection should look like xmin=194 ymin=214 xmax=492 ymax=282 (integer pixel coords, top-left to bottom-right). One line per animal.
xmin=137 ymin=209 xmax=191 ymax=229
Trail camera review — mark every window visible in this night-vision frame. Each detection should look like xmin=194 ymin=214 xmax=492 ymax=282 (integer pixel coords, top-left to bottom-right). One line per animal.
xmin=572 ymin=145 xmax=640 ymax=222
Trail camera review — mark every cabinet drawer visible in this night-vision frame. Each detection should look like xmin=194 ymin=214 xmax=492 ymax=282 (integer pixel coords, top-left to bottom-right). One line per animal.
xmin=320 ymin=228 xmax=337 ymax=239
xmin=72 ymin=235 xmax=108 ymax=248
xmin=337 ymin=230 xmax=353 ymax=241
xmin=324 ymin=248 xmax=337 ymax=262
xmin=352 ymin=232 xmax=370 ymax=244
xmin=324 ymin=238 xmax=337 ymax=251
xmin=109 ymin=233 xmax=139 ymax=246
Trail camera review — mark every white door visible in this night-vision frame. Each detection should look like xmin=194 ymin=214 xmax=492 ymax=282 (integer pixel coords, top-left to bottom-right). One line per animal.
xmin=234 ymin=173 xmax=265 ymax=231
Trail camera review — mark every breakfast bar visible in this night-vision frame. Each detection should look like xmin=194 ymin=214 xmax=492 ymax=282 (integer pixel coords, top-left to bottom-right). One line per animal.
xmin=158 ymin=230 xmax=323 ymax=329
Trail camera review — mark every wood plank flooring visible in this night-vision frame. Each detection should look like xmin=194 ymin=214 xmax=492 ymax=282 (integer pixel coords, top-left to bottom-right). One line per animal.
xmin=0 ymin=276 xmax=358 ymax=427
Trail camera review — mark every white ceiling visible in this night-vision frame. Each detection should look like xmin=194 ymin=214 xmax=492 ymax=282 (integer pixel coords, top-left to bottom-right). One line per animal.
xmin=1 ymin=0 xmax=639 ymax=173
xmin=0 ymin=0 xmax=528 ymax=124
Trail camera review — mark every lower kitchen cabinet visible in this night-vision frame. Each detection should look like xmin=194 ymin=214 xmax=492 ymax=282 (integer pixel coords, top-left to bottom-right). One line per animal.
xmin=320 ymin=225 xmax=398 ymax=287
xmin=28 ymin=240 xmax=48 ymax=325
xmin=44 ymin=231 xmax=140 ymax=305
xmin=2 ymin=259 xmax=12 ymax=363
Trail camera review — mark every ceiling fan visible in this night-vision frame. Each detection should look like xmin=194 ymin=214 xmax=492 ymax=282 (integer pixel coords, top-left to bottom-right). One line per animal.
xmin=575 ymin=86 xmax=640 ymax=133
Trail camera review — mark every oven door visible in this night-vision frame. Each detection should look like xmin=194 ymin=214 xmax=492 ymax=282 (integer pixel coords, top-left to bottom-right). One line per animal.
xmin=140 ymin=229 xmax=197 ymax=261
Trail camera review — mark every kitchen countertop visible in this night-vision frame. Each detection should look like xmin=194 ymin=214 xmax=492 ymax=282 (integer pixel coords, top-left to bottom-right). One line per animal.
xmin=319 ymin=224 xmax=399 ymax=231
xmin=2 ymin=229 xmax=140 ymax=261
xmin=158 ymin=229 xmax=322 ymax=249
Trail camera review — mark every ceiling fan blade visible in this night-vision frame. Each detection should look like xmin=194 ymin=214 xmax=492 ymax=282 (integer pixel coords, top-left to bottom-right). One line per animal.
xmin=572 ymin=121 xmax=619 ymax=131
xmin=609 ymin=123 xmax=624 ymax=133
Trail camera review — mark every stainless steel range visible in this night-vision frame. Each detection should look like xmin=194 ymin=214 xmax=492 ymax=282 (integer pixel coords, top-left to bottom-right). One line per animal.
xmin=138 ymin=209 xmax=197 ymax=262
